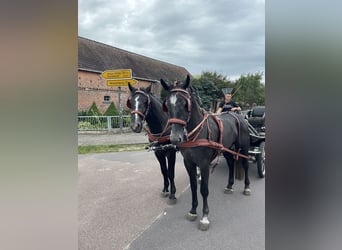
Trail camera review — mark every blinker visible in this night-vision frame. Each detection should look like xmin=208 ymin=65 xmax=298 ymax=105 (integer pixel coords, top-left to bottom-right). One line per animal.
xmin=162 ymin=101 xmax=168 ymax=112
xmin=126 ymin=98 xmax=132 ymax=109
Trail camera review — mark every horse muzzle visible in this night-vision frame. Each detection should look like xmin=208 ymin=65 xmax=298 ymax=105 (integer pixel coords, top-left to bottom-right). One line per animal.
xmin=170 ymin=124 xmax=186 ymax=146
xmin=170 ymin=134 xmax=183 ymax=146
xmin=130 ymin=120 xmax=143 ymax=133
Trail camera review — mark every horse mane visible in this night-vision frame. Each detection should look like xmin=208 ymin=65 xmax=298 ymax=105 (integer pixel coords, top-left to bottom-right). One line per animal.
xmin=150 ymin=93 xmax=163 ymax=106
xmin=188 ymin=84 xmax=203 ymax=107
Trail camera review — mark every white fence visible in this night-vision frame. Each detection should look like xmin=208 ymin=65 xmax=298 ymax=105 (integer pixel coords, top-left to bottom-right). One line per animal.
xmin=78 ymin=116 xmax=131 ymax=131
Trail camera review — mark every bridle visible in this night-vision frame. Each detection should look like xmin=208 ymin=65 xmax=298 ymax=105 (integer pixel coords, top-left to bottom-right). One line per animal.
xmin=128 ymin=90 xmax=151 ymax=121
xmin=127 ymin=89 xmax=172 ymax=144
xmin=164 ymin=88 xmax=192 ymax=127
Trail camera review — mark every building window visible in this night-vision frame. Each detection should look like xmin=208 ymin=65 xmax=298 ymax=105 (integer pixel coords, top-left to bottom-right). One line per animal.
xmin=104 ymin=96 xmax=110 ymax=102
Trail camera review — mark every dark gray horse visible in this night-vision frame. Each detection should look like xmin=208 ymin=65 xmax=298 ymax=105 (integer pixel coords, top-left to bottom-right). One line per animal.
xmin=127 ymin=83 xmax=177 ymax=204
xmin=161 ymin=75 xmax=251 ymax=230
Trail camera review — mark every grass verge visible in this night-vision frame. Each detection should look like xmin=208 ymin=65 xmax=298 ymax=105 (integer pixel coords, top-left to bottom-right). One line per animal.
xmin=78 ymin=143 xmax=147 ymax=154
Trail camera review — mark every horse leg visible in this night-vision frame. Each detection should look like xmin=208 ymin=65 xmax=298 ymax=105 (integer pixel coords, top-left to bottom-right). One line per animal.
xmin=223 ymin=153 xmax=235 ymax=194
xmin=196 ymin=167 xmax=201 ymax=182
xmin=241 ymin=156 xmax=251 ymax=195
xmin=155 ymin=152 xmax=169 ymax=197
xmin=184 ymin=160 xmax=198 ymax=221
xmin=199 ymin=165 xmax=210 ymax=231
xmin=166 ymin=150 xmax=177 ymax=204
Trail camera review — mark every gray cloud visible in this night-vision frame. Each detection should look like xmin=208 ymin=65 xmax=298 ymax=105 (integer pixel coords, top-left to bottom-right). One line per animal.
xmin=79 ymin=0 xmax=264 ymax=80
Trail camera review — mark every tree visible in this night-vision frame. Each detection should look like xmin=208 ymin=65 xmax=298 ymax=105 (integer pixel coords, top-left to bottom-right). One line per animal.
xmin=159 ymin=71 xmax=265 ymax=111
xmin=87 ymin=102 xmax=102 ymax=116
xmin=231 ymin=73 xmax=265 ymax=108
xmin=192 ymin=71 xmax=265 ymax=111
xmin=192 ymin=71 xmax=233 ymax=111
xmin=103 ymin=102 xmax=119 ymax=116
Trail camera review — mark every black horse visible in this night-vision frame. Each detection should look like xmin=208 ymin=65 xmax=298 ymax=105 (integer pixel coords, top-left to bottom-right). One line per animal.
xmin=127 ymin=83 xmax=177 ymax=204
xmin=161 ymin=75 xmax=251 ymax=230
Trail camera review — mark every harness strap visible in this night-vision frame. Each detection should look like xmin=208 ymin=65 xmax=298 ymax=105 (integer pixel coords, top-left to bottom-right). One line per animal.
xmin=170 ymin=88 xmax=191 ymax=96
xmin=228 ymin=112 xmax=241 ymax=147
xmin=187 ymin=112 xmax=209 ymax=139
xmin=210 ymin=155 xmax=222 ymax=174
xmin=144 ymin=125 xmax=171 ymax=144
xmin=179 ymin=112 xmax=248 ymax=173
xmin=180 ymin=139 xmax=249 ymax=159
xmin=131 ymin=110 xmax=145 ymax=119
xmin=147 ymin=111 xmax=172 ymax=144
xmin=211 ymin=114 xmax=224 ymax=145
xmin=168 ymin=118 xmax=187 ymax=126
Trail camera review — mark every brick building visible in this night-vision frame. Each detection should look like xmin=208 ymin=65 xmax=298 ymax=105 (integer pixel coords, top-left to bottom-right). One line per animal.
xmin=78 ymin=36 xmax=191 ymax=114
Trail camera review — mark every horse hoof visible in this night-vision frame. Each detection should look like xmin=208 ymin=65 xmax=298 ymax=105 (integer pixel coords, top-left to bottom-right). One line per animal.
xmin=186 ymin=212 xmax=197 ymax=221
xmin=160 ymin=191 xmax=169 ymax=197
xmin=243 ymin=188 xmax=251 ymax=196
xmin=224 ymin=187 xmax=234 ymax=194
xmin=199 ymin=217 xmax=210 ymax=231
xmin=167 ymin=197 xmax=177 ymax=205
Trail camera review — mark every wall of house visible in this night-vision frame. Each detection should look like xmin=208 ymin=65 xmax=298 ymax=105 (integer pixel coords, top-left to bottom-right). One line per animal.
xmin=78 ymin=70 xmax=161 ymax=114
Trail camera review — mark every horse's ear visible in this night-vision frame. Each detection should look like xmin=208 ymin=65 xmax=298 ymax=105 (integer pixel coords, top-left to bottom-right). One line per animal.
xmin=128 ymin=82 xmax=135 ymax=92
xmin=162 ymin=100 xmax=168 ymax=112
xmin=146 ymin=84 xmax=152 ymax=93
xmin=126 ymin=97 xmax=132 ymax=109
xmin=160 ymin=79 xmax=169 ymax=91
xmin=183 ymin=75 xmax=190 ymax=89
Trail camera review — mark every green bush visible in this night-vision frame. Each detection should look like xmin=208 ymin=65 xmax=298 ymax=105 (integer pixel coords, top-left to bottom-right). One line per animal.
xmin=103 ymin=102 xmax=119 ymax=116
xmin=78 ymin=121 xmax=93 ymax=129
xmin=87 ymin=102 xmax=102 ymax=116
xmin=78 ymin=110 xmax=87 ymax=116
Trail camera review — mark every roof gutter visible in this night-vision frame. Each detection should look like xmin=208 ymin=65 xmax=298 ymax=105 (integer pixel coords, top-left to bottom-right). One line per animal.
xmin=78 ymin=68 xmax=102 ymax=74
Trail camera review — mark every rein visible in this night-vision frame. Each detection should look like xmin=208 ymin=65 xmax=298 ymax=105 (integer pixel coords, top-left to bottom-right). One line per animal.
xmin=181 ymin=114 xmax=249 ymax=160
xmin=144 ymin=127 xmax=170 ymax=144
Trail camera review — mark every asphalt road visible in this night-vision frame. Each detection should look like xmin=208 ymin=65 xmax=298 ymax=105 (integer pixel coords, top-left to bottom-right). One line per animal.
xmin=78 ymin=150 xmax=264 ymax=250
xmin=78 ymin=150 xmax=189 ymax=250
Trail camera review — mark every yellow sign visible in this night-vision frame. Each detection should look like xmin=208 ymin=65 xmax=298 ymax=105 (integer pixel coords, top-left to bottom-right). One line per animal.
xmin=106 ymin=79 xmax=137 ymax=86
xmin=101 ymin=69 xmax=132 ymax=79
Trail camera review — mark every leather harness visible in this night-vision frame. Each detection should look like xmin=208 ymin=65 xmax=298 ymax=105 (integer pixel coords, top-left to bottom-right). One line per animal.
xmin=129 ymin=88 xmax=249 ymax=161
xmin=165 ymin=88 xmax=249 ymax=160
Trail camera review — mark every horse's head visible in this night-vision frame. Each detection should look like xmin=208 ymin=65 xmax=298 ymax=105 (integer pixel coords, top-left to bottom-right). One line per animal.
xmin=161 ymin=75 xmax=191 ymax=146
xmin=127 ymin=83 xmax=151 ymax=133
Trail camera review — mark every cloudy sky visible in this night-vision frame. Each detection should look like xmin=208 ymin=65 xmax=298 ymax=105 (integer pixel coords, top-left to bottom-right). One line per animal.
xmin=78 ymin=0 xmax=264 ymax=81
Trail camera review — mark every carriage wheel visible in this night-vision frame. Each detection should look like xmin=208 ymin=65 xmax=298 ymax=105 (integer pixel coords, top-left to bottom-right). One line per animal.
xmin=256 ymin=141 xmax=265 ymax=178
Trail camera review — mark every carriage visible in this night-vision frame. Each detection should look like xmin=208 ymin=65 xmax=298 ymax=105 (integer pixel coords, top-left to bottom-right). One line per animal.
xmin=246 ymin=105 xmax=266 ymax=178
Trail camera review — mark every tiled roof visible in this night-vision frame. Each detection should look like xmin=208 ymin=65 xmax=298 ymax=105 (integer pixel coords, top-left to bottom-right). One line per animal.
xmin=78 ymin=36 xmax=191 ymax=81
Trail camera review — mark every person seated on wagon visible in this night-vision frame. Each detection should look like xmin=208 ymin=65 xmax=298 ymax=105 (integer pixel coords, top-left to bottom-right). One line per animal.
xmin=215 ymin=88 xmax=241 ymax=114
